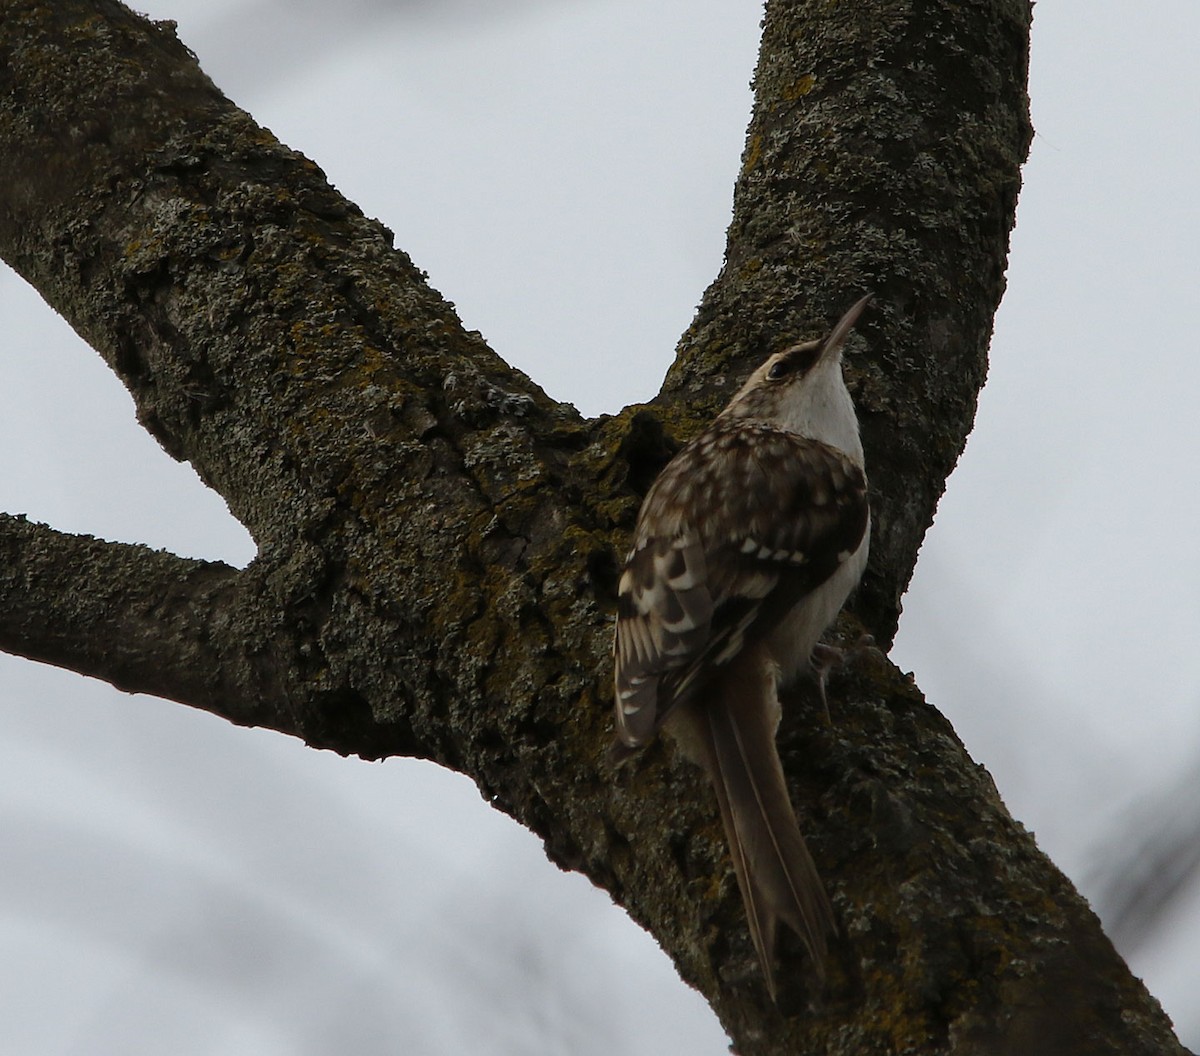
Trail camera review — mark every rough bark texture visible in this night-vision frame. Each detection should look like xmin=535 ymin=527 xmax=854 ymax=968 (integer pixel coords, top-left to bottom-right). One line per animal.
xmin=0 ymin=2 xmax=1188 ymax=1054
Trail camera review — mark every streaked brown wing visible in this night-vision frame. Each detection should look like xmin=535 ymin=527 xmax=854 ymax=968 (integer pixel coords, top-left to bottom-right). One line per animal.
xmin=612 ymin=422 xmax=868 ymax=747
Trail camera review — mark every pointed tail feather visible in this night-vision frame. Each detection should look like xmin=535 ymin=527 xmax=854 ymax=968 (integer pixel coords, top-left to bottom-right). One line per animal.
xmin=697 ymin=651 xmax=835 ymax=997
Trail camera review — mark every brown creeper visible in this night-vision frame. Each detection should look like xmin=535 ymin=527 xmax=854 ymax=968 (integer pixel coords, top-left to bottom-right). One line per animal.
xmin=611 ymin=296 xmax=872 ymax=997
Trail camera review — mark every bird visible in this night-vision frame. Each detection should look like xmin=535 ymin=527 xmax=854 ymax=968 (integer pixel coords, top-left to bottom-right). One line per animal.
xmin=610 ymin=295 xmax=872 ymax=998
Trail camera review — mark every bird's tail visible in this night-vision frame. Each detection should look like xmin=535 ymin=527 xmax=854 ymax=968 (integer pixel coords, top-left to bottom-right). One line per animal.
xmin=697 ymin=654 xmax=835 ymax=999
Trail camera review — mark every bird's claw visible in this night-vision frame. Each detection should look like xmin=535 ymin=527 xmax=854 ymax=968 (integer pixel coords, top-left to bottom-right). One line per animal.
xmin=811 ymin=635 xmax=880 ymax=723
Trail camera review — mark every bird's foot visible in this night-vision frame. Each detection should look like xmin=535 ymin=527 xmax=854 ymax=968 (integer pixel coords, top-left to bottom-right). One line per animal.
xmin=811 ymin=635 xmax=881 ymax=724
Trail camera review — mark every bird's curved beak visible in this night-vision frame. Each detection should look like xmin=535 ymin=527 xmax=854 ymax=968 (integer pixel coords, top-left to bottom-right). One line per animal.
xmin=822 ymin=294 xmax=873 ymax=359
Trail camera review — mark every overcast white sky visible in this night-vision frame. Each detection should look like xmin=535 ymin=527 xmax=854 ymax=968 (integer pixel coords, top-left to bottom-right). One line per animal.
xmin=2 ymin=1 xmax=1197 ymax=1052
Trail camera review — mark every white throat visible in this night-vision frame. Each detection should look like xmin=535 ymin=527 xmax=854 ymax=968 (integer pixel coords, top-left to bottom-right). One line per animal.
xmin=781 ymin=355 xmax=863 ymax=465
xmin=725 ymin=353 xmax=864 ymax=467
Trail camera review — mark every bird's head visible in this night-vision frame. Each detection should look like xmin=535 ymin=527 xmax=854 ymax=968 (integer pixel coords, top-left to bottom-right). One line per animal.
xmin=721 ymin=294 xmax=871 ymax=460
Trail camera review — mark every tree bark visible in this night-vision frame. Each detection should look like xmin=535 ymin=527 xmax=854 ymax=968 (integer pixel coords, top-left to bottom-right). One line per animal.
xmin=0 ymin=1 xmax=1187 ymax=1053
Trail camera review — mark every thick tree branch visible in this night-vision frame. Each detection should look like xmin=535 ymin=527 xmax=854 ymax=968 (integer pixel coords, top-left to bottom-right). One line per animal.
xmin=664 ymin=1 xmax=1033 ymax=642
xmin=0 ymin=0 xmax=566 ymax=553
xmin=0 ymin=2 xmax=1188 ymax=1054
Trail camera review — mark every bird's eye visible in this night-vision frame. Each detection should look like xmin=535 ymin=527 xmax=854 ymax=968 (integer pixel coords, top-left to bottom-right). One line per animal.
xmin=766 ymin=359 xmax=791 ymax=381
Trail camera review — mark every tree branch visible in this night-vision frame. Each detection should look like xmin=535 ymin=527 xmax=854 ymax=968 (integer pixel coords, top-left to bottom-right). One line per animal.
xmin=0 ymin=1 xmax=1189 ymax=1053
xmin=664 ymin=1 xmax=1034 ymax=642
xmin=0 ymin=514 xmax=244 ymax=708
